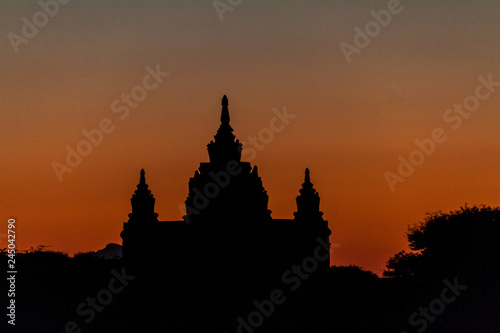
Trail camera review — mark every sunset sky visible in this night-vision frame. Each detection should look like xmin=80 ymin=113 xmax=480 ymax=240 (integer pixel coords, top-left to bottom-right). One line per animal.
xmin=2 ymin=0 xmax=500 ymax=275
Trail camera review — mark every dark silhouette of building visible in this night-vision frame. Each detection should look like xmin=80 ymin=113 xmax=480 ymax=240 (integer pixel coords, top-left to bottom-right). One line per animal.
xmin=120 ymin=97 xmax=331 ymax=332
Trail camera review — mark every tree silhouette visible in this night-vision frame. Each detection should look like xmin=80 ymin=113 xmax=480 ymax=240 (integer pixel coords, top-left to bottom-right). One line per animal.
xmin=384 ymin=205 xmax=500 ymax=333
xmin=385 ymin=204 xmax=500 ymax=279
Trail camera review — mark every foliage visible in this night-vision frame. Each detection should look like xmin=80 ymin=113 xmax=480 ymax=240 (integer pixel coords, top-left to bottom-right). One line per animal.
xmin=385 ymin=204 xmax=500 ymax=278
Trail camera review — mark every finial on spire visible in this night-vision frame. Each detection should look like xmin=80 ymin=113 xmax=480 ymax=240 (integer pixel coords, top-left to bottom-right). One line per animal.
xmin=221 ymin=95 xmax=230 ymax=125
xmin=305 ymin=168 xmax=310 ymax=183
xmin=140 ymin=169 xmax=146 ymax=184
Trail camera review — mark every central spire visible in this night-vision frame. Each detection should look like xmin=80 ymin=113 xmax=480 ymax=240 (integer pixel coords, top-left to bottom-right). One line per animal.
xmin=207 ymin=95 xmax=242 ymax=167
xmin=140 ymin=168 xmax=146 ymax=185
xmin=221 ymin=95 xmax=230 ymax=125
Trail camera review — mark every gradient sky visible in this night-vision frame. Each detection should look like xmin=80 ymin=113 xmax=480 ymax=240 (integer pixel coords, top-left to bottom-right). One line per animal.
xmin=2 ymin=0 xmax=500 ymax=275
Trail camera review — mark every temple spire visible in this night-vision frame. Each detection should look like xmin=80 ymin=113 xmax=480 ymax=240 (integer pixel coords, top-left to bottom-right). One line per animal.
xmin=221 ymin=95 xmax=230 ymax=124
xmin=294 ymin=168 xmax=323 ymax=222
xmin=207 ymin=95 xmax=242 ymax=167
xmin=128 ymin=169 xmax=159 ymax=224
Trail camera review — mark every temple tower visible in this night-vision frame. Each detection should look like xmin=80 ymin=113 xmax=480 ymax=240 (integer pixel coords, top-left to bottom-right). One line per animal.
xmin=294 ymin=168 xmax=331 ymax=269
xmin=121 ymin=169 xmax=159 ymax=268
xmin=183 ymin=95 xmax=271 ymax=227
xmin=128 ymin=169 xmax=159 ymax=224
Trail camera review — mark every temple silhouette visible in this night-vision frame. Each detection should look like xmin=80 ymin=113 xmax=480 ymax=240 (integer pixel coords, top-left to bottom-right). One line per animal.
xmin=119 ymin=96 xmax=332 ymax=331
xmin=121 ymin=95 xmax=331 ymax=274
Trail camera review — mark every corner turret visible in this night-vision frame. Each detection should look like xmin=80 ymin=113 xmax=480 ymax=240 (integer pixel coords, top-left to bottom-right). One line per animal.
xmin=128 ymin=169 xmax=159 ymax=224
xmin=294 ymin=168 xmax=324 ymax=222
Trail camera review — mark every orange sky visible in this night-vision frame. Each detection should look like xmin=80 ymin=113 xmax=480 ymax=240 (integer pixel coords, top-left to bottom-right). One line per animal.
xmin=2 ymin=1 xmax=500 ymax=275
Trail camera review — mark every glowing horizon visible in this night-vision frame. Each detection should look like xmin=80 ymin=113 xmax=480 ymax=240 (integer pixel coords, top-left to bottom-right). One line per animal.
xmin=3 ymin=1 xmax=500 ymax=275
